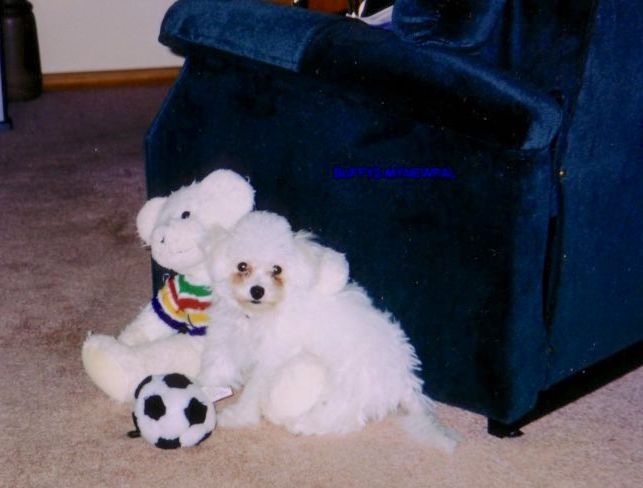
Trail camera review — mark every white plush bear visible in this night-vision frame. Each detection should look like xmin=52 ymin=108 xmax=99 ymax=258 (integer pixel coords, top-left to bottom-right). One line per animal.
xmin=82 ymin=169 xmax=255 ymax=403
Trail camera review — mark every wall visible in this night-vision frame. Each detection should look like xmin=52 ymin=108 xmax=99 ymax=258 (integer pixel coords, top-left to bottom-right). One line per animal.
xmin=31 ymin=0 xmax=182 ymax=74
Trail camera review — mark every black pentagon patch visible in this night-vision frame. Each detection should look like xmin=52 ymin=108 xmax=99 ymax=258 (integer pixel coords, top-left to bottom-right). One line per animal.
xmin=163 ymin=373 xmax=192 ymax=389
xmin=134 ymin=375 xmax=153 ymax=399
xmin=155 ymin=437 xmax=181 ymax=450
xmin=195 ymin=431 xmax=211 ymax=446
xmin=184 ymin=397 xmax=208 ymax=426
xmin=144 ymin=395 xmax=166 ymax=420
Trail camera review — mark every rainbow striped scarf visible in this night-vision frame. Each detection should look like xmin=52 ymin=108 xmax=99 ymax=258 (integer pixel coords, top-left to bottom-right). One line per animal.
xmin=151 ymin=275 xmax=212 ymax=336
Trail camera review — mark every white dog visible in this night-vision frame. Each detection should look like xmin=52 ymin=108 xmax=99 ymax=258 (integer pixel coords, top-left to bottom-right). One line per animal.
xmin=198 ymin=212 xmax=458 ymax=451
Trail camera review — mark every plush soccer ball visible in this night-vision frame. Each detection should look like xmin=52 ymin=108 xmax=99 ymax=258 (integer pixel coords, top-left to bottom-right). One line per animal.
xmin=130 ymin=373 xmax=215 ymax=449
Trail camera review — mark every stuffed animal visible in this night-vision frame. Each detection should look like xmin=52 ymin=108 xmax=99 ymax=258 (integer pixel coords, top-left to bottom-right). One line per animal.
xmin=81 ymin=169 xmax=255 ymax=403
xmin=128 ymin=373 xmax=232 ymax=449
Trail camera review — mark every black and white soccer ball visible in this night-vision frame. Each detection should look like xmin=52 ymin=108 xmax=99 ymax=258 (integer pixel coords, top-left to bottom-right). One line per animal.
xmin=130 ymin=373 xmax=215 ymax=449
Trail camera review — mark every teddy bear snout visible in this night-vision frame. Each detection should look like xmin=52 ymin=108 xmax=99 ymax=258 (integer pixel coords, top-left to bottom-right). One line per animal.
xmin=153 ymin=220 xmax=204 ymax=252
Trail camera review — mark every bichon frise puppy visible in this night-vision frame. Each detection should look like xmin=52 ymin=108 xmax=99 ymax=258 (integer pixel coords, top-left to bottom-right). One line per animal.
xmin=198 ymin=211 xmax=458 ymax=451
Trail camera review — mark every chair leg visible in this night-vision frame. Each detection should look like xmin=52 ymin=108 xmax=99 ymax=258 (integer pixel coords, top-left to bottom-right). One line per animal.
xmin=487 ymin=418 xmax=524 ymax=438
xmin=486 ymin=342 xmax=643 ymax=438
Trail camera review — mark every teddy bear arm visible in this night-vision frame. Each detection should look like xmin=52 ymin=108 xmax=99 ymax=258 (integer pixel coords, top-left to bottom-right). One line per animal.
xmin=117 ymin=302 xmax=177 ymax=346
xmin=138 ymin=334 xmax=205 ymax=378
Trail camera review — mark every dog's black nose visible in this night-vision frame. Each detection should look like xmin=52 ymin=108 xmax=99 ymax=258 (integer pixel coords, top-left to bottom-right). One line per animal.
xmin=250 ymin=285 xmax=265 ymax=301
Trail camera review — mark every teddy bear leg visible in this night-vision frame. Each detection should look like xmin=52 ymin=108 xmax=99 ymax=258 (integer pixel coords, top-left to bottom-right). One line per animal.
xmin=82 ymin=333 xmax=204 ymax=403
xmin=262 ymin=354 xmax=328 ymax=427
xmin=82 ymin=333 xmax=144 ymax=403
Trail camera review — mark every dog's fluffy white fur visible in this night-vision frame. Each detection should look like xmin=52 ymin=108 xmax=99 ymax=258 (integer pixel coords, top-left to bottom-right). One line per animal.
xmin=199 ymin=211 xmax=458 ymax=451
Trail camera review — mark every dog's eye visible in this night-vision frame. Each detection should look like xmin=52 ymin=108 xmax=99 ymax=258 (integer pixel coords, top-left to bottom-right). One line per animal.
xmin=181 ymin=211 xmax=191 ymax=219
xmin=237 ymin=262 xmax=248 ymax=273
xmin=272 ymin=265 xmax=282 ymax=276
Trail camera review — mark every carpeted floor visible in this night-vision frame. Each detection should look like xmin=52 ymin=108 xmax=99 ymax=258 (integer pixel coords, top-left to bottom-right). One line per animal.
xmin=0 ymin=87 xmax=641 ymax=488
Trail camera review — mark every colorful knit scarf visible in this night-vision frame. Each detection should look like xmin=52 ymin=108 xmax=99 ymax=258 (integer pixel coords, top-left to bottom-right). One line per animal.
xmin=151 ymin=274 xmax=212 ymax=336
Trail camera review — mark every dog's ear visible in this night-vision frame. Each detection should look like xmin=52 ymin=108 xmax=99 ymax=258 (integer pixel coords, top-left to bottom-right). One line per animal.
xmin=315 ymin=248 xmax=349 ymax=294
xmin=293 ymin=232 xmax=349 ymax=294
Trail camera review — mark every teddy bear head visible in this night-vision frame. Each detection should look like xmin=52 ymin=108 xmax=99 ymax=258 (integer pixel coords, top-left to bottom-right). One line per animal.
xmin=136 ymin=169 xmax=255 ymax=280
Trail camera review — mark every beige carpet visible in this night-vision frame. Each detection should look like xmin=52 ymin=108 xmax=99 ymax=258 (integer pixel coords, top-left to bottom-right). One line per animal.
xmin=0 ymin=87 xmax=641 ymax=488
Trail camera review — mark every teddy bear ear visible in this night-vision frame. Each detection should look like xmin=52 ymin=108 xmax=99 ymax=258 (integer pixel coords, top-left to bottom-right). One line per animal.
xmin=136 ymin=197 xmax=166 ymax=245
xmin=198 ymin=170 xmax=255 ymax=229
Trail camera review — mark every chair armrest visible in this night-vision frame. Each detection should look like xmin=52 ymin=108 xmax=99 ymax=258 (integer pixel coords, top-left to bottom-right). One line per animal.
xmin=160 ymin=0 xmax=343 ymax=71
xmin=160 ymin=0 xmax=561 ymax=150
xmin=302 ymin=20 xmax=562 ymax=150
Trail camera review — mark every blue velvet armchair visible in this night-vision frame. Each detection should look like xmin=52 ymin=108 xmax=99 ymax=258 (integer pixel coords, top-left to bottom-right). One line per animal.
xmin=145 ymin=0 xmax=643 ymax=433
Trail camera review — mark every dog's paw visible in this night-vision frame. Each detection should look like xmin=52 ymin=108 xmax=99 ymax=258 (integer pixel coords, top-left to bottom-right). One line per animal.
xmin=218 ymin=403 xmax=261 ymax=429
